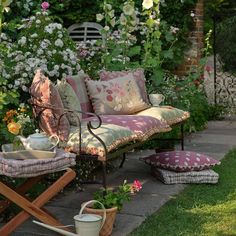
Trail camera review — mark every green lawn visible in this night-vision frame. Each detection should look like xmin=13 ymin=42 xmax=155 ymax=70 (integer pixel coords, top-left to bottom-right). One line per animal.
xmin=130 ymin=149 xmax=236 ymax=236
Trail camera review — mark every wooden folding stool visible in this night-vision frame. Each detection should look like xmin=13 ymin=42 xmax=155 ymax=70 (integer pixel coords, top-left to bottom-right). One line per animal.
xmin=0 ymin=168 xmax=76 ymax=235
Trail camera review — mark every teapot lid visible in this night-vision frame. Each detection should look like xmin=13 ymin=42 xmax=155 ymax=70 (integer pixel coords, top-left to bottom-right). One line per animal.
xmin=29 ymin=129 xmax=47 ymax=138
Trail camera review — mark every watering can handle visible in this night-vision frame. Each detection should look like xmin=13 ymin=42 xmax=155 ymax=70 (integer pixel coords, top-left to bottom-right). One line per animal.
xmin=79 ymin=200 xmax=106 ymax=230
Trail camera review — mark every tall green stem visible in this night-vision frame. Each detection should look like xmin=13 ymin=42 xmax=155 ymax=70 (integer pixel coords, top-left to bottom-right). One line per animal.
xmin=0 ymin=0 xmax=2 ymax=35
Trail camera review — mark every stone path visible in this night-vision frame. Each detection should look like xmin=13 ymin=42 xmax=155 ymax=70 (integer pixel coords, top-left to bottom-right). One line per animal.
xmin=9 ymin=119 xmax=236 ymax=235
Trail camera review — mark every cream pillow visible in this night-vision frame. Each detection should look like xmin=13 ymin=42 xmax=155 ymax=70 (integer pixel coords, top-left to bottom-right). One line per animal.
xmin=86 ymin=75 xmax=150 ymax=115
xmin=56 ymin=79 xmax=82 ymax=125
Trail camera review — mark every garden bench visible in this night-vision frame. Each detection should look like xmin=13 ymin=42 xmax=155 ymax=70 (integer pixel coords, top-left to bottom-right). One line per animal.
xmin=29 ymin=69 xmax=190 ymax=189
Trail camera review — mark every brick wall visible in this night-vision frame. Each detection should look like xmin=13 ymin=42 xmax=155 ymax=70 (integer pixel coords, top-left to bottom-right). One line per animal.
xmin=174 ymin=0 xmax=204 ymax=76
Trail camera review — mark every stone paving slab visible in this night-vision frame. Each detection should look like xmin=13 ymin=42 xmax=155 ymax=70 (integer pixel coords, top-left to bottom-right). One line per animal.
xmin=7 ymin=119 xmax=236 ymax=235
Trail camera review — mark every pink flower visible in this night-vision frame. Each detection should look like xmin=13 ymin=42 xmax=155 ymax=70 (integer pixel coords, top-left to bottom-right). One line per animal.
xmin=106 ymin=95 xmax=113 ymax=101
xmin=41 ymin=1 xmax=50 ymax=11
xmin=132 ymin=180 xmax=142 ymax=192
xmin=205 ymin=65 xmax=212 ymax=73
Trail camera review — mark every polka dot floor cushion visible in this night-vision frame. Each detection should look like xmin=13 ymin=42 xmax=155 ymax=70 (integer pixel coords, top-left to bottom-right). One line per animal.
xmin=141 ymin=151 xmax=220 ymax=172
xmin=151 ymin=167 xmax=219 ymax=184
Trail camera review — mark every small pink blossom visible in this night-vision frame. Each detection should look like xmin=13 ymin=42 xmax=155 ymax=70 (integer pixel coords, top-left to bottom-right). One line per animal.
xmin=106 ymin=95 xmax=113 ymax=101
xmin=41 ymin=1 xmax=50 ymax=11
xmin=132 ymin=180 xmax=142 ymax=192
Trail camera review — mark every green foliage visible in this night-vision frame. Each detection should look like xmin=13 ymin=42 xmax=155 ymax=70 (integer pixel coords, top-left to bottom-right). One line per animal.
xmin=93 ymin=180 xmax=141 ymax=210
xmin=94 ymin=185 xmax=131 ymax=211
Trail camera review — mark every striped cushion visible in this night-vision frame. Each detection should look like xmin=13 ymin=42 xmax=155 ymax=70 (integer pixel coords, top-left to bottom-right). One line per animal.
xmin=66 ymin=71 xmax=93 ymax=118
xmin=152 ymin=167 xmax=219 ymax=184
xmin=0 ymin=149 xmax=76 ymax=178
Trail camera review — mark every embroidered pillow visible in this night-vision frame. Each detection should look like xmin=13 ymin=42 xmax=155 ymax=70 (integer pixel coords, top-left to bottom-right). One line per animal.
xmin=99 ymin=68 xmax=149 ymax=104
xmin=141 ymin=151 xmax=220 ymax=172
xmin=66 ymin=71 xmax=93 ymax=118
xmin=86 ymin=75 xmax=150 ymax=115
xmin=56 ymin=79 xmax=82 ymax=126
xmin=151 ymin=167 xmax=219 ymax=184
xmin=136 ymin=106 xmax=190 ymax=125
xmin=30 ymin=70 xmax=70 ymax=141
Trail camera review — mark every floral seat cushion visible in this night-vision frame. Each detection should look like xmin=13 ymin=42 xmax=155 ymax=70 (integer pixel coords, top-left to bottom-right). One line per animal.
xmin=62 ymin=123 xmax=137 ymax=161
xmin=83 ymin=115 xmax=171 ymax=141
xmin=136 ymin=106 xmax=190 ymax=126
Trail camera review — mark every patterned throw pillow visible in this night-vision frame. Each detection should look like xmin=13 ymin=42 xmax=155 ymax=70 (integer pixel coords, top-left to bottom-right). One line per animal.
xmin=63 ymin=123 xmax=137 ymax=161
xmin=66 ymin=71 xmax=93 ymax=118
xmin=136 ymin=106 xmax=190 ymax=125
xmin=99 ymin=68 xmax=149 ymax=104
xmin=141 ymin=151 xmax=220 ymax=172
xmin=56 ymin=79 xmax=82 ymax=126
xmin=151 ymin=167 xmax=219 ymax=184
xmin=30 ymin=70 xmax=70 ymax=141
xmin=86 ymin=74 xmax=150 ymax=115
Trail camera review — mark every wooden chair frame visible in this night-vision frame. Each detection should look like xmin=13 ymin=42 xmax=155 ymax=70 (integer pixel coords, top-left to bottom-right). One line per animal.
xmin=0 ymin=168 xmax=76 ymax=235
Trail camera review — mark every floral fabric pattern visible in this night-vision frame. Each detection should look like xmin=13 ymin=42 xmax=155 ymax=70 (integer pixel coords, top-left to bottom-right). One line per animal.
xmin=62 ymin=123 xmax=137 ymax=161
xmin=83 ymin=114 xmax=171 ymax=141
xmin=99 ymin=68 xmax=149 ymax=104
xmin=136 ymin=106 xmax=190 ymax=125
xmin=30 ymin=70 xmax=70 ymax=141
xmin=86 ymin=74 xmax=150 ymax=115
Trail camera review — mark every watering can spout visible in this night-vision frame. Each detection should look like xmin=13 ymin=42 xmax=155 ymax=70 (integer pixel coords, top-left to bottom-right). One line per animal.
xmin=32 ymin=221 xmax=78 ymax=236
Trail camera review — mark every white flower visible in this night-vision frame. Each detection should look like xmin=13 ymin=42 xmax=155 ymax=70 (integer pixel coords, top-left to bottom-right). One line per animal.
xmin=106 ymin=4 xmax=112 ymax=10
xmin=104 ymin=26 xmax=110 ymax=31
xmin=110 ymin=18 xmax=116 ymax=27
xmin=36 ymin=20 xmax=41 ymax=24
xmin=120 ymin=14 xmax=127 ymax=25
xmin=190 ymin=11 xmax=195 ymax=17
xmin=31 ymin=33 xmax=38 ymax=38
xmin=108 ymin=10 xmax=115 ymax=18
xmin=123 ymin=4 xmax=134 ymax=16
xmin=142 ymin=0 xmax=153 ymax=9
xmin=55 ymin=39 xmax=64 ymax=47
xmin=96 ymin=13 xmax=104 ymax=22
xmin=18 ymin=37 xmax=27 ymax=46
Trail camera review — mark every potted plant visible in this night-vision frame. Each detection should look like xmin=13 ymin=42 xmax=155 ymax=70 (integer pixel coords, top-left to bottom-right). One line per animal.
xmin=83 ymin=180 xmax=142 ymax=236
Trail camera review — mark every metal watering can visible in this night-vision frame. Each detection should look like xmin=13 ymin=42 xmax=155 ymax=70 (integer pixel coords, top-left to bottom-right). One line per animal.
xmin=33 ymin=200 xmax=106 ymax=236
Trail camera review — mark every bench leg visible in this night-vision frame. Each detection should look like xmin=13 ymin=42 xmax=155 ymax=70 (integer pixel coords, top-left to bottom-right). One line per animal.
xmin=0 ymin=168 xmax=76 ymax=235
xmin=119 ymin=153 xmax=126 ymax=168
xmin=181 ymin=123 xmax=184 ymax=150
xmin=102 ymin=161 xmax=107 ymax=189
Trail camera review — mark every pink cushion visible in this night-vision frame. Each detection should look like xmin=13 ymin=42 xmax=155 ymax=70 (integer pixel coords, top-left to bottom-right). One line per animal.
xmin=99 ymin=68 xmax=149 ymax=104
xmin=86 ymin=74 xmax=150 ymax=115
xmin=66 ymin=72 xmax=93 ymax=118
xmin=141 ymin=151 xmax=220 ymax=172
xmin=30 ymin=70 xmax=70 ymax=141
xmin=83 ymin=115 xmax=171 ymax=141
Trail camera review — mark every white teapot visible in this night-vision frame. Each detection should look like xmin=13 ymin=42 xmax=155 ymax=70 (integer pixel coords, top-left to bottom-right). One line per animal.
xmin=18 ymin=129 xmax=59 ymax=151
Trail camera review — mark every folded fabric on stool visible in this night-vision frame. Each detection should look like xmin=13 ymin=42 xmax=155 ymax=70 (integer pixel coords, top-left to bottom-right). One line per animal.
xmin=0 ymin=149 xmax=76 ymax=178
xmin=151 ymin=167 xmax=219 ymax=184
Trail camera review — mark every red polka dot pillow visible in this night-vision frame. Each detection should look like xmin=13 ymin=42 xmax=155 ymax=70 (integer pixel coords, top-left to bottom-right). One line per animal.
xmin=141 ymin=151 xmax=220 ymax=172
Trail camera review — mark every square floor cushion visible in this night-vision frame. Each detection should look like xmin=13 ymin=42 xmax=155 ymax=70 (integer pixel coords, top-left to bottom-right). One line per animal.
xmin=151 ymin=167 xmax=219 ymax=184
xmin=141 ymin=151 xmax=220 ymax=172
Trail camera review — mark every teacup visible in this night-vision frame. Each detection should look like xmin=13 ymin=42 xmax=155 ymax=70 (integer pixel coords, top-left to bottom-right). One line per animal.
xmin=149 ymin=93 xmax=165 ymax=106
